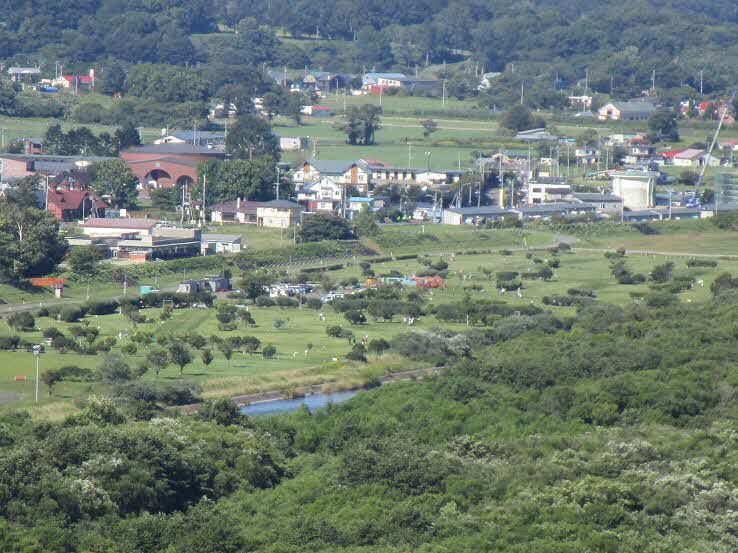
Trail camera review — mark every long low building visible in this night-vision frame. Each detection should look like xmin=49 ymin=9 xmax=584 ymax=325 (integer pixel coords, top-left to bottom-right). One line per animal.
xmin=442 ymin=206 xmax=510 ymax=225
xmin=69 ymin=218 xmax=202 ymax=263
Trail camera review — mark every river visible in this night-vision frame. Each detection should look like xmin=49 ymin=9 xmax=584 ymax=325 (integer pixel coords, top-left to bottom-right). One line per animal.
xmin=240 ymin=389 xmax=361 ymax=416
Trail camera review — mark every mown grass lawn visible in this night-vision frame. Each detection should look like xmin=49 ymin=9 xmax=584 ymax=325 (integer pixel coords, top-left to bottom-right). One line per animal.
xmin=1 ymin=222 xmax=736 ymax=418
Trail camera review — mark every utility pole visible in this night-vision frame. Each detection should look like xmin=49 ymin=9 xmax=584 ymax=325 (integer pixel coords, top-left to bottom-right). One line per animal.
xmin=442 ymin=79 xmax=446 ymax=106
xmin=181 ymin=183 xmax=186 ymax=223
xmin=202 ymin=173 xmax=207 ymax=224
xmin=520 ymin=81 xmax=524 ymax=105
xmin=274 ymin=166 xmax=280 ymax=200
xmin=699 ymin=69 xmax=704 ymax=94
xmin=584 ymin=67 xmax=589 ymax=95
xmin=651 ymin=69 xmax=656 ymax=93
xmin=33 ymin=345 xmax=41 ymax=403
xmin=408 ymin=144 xmax=413 ymax=169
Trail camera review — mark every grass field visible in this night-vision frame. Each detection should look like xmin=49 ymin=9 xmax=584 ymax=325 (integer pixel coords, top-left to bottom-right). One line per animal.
xmin=2 ymin=221 xmax=736 ymax=418
xmin=574 ymin=219 xmax=738 ymax=255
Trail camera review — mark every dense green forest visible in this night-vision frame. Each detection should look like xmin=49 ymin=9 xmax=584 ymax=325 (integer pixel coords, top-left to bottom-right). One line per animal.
xmin=1 ymin=0 xmax=738 ymax=108
xmin=3 ymin=280 xmax=738 ymax=550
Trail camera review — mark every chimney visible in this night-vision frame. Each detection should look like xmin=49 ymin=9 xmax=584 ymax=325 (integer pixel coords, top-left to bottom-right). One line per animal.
xmin=237 ymin=197 xmax=241 ymax=208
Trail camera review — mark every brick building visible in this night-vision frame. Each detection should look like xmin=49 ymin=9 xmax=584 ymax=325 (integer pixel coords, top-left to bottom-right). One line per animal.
xmin=120 ymin=144 xmax=227 ymax=189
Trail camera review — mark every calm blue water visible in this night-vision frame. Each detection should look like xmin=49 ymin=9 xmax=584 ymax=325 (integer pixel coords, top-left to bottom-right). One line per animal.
xmin=240 ymin=389 xmax=361 ymax=416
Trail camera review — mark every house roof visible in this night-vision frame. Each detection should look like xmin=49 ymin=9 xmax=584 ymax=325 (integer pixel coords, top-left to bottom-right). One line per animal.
xmin=208 ymin=200 xmax=265 ymax=214
xmin=126 ymin=156 xmax=202 ymax=168
xmin=573 ymin=193 xmax=622 ymax=203
xmin=661 ymin=149 xmax=685 ymax=158
xmin=674 ymin=148 xmax=705 ymax=160
xmin=84 ymin=218 xmax=157 ymax=230
xmin=8 ymin=67 xmax=40 ymax=74
xmin=306 ymin=159 xmax=359 ymax=174
xmin=530 ymin=177 xmax=567 ymax=185
xmin=261 ymin=199 xmax=304 ymax=209
xmin=201 ymin=233 xmax=242 ymax=243
xmin=365 ymin=73 xmax=408 ymax=80
xmin=166 ymin=131 xmax=224 ymax=142
xmin=0 ymin=153 xmax=111 ymax=162
xmin=34 ymin=161 xmax=78 ymax=173
xmin=445 ymin=206 xmax=510 ymax=215
xmin=604 ymin=102 xmax=658 ymax=115
xmin=47 ymin=189 xmax=106 ymax=210
xmin=349 ymin=197 xmax=373 ymax=202
xmin=515 ymin=202 xmax=596 ymax=214
xmin=123 ymin=144 xmax=225 ymax=156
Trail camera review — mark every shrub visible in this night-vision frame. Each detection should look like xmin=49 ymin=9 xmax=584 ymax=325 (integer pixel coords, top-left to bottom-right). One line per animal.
xmin=346 ymin=343 xmax=367 ymax=362
xmin=59 ymin=307 xmax=84 ymax=323
xmin=368 ymin=338 xmax=390 ymax=355
xmin=687 ymin=258 xmax=718 ymax=268
xmin=0 ymin=336 xmax=21 ymax=350
xmin=275 ymin=297 xmax=298 ymax=308
xmin=306 ymin=298 xmax=323 ymax=310
xmin=262 ymin=345 xmax=277 ymax=358
xmin=344 ymin=310 xmax=367 ymax=325
xmin=157 ymin=380 xmax=201 ymax=405
xmin=84 ymin=300 xmax=119 ymax=315
xmin=6 ymin=312 xmax=35 ymax=332
xmin=56 ymin=365 xmax=95 ymax=381
xmin=42 ymin=327 xmax=63 ymax=339
xmin=326 ymin=325 xmax=344 ymax=338
xmin=650 ymin=262 xmax=675 ymax=283
xmin=255 ymin=296 xmax=275 ymax=307
xmin=51 ymin=335 xmax=77 ymax=353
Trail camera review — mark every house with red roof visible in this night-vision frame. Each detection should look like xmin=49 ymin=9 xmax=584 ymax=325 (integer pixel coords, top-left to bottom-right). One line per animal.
xmin=46 ymin=188 xmax=106 ymax=221
xmin=661 ymin=149 xmax=685 ymax=165
xmin=52 ymin=69 xmax=95 ymax=92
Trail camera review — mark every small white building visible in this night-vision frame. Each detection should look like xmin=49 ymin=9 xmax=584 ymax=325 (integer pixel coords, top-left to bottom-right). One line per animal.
xmin=201 ymin=233 xmax=242 ymax=254
xmin=527 ymin=178 xmax=571 ymax=204
xmin=672 ymin=148 xmax=720 ymax=168
xmin=598 ymin=102 xmax=657 ymax=121
xmin=611 ymin=171 xmax=657 ymax=210
xmin=442 ymin=206 xmax=510 ymax=225
xmin=256 ymin=200 xmax=304 ymax=228
xmin=292 ymin=159 xmax=370 ymax=193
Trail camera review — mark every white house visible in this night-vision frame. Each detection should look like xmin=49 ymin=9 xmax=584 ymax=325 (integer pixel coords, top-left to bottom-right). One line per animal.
xmin=201 ymin=233 xmax=242 ymax=254
xmin=527 ymin=178 xmax=571 ymax=204
xmin=297 ymin=176 xmax=344 ymax=203
xmin=292 ymin=159 xmax=371 ymax=193
xmin=672 ymin=148 xmax=720 ymax=168
xmin=598 ymin=102 xmax=657 ymax=121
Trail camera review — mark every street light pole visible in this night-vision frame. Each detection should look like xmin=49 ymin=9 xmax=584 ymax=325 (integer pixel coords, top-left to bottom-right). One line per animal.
xmin=33 ymin=345 xmax=41 ymax=403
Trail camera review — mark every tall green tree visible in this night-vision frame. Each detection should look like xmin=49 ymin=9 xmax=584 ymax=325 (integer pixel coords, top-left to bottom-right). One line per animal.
xmin=298 ymin=214 xmax=353 ymax=242
xmin=225 ymin=114 xmax=280 ymax=160
xmin=168 ymin=341 xmax=193 ymax=375
xmin=648 ymin=109 xmax=680 ymax=142
xmin=197 ymin=158 xmax=277 ymax=203
xmin=92 ymin=159 xmax=139 ymax=208
xmin=67 ymin=245 xmax=104 ymax=280
xmin=335 ymin=106 xmax=382 ymax=145
xmin=0 ymin=203 xmax=67 ymax=281
xmin=114 ymin=122 xmax=142 ymax=151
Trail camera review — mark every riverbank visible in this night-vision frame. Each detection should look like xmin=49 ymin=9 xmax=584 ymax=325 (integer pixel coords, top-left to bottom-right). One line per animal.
xmin=179 ymin=366 xmax=443 ymax=415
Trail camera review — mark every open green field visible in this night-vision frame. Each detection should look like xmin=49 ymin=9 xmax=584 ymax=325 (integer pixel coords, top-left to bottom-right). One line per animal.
xmin=573 ymin=219 xmax=738 ymax=255
xmin=2 ymin=221 xmax=736 ymax=418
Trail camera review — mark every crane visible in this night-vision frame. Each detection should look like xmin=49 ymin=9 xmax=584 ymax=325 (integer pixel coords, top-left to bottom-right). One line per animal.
xmin=686 ymin=87 xmax=738 ymax=207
